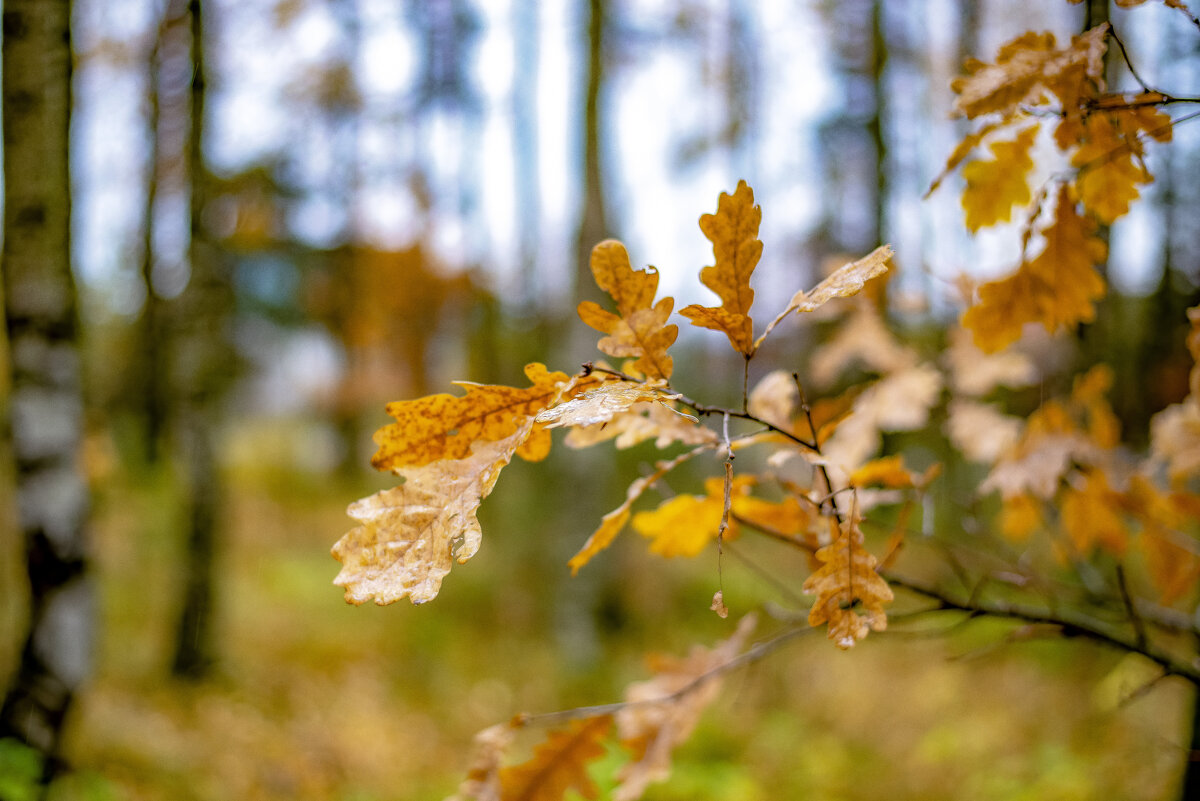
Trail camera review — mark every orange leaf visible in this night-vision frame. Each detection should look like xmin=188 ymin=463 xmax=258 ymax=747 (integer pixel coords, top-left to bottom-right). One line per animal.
xmin=802 ymin=512 xmax=894 ymax=649
xmin=962 ymin=185 xmax=1106 ymax=352
xmin=334 ymin=423 xmax=533 ymax=605
xmin=499 ymin=716 xmax=612 ymax=801
xmin=1072 ymin=105 xmax=1172 ymax=224
xmin=371 ymin=362 xmax=569 ymax=470
xmin=680 ymin=180 xmax=762 ymax=355
xmin=849 ymin=455 xmax=919 ymax=489
xmin=632 ymin=477 xmax=751 ymax=558
xmin=1061 ymin=470 xmax=1128 ymax=556
xmin=578 ymin=240 xmax=678 ymax=380
xmin=961 ymin=125 xmax=1040 ymax=231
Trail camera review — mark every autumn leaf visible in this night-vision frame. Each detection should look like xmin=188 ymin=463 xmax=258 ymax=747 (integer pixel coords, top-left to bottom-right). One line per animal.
xmin=333 ymin=423 xmax=533 ymax=605
xmin=632 ymin=477 xmax=752 ymax=558
xmin=578 ymin=240 xmax=678 ymax=380
xmin=849 ymin=455 xmax=922 ymax=489
xmin=568 ymin=447 xmax=712 ymax=574
xmin=945 ymin=399 xmax=1023 ymax=464
xmin=951 ymin=27 xmax=1107 ymax=120
xmin=754 ymin=245 xmax=893 ymax=351
xmin=962 ymin=185 xmax=1106 ymax=353
xmin=1128 ymin=477 xmax=1200 ymax=604
xmin=449 ymin=722 xmax=518 ymax=801
xmin=1072 ymin=106 xmax=1172 ymax=224
xmin=499 ymin=716 xmax=612 ymax=801
xmin=535 ymin=380 xmax=682 ymax=429
xmin=961 ymin=124 xmax=1040 ymax=231
xmin=1061 ymin=470 xmax=1129 ymax=555
xmin=802 ymin=512 xmax=894 ymax=649
xmin=615 ymin=615 xmax=756 ymax=800
xmin=808 ymin=303 xmax=916 ymax=388
xmin=680 ymin=180 xmax=762 ymax=355
xmin=943 ymin=326 xmax=1036 ymax=396
xmin=1000 ymin=494 xmax=1043 ymax=541
xmin=371 ymin=362 xmax=570 ymax=470
xmin=564 ymin=400 xmax=718 ymax=451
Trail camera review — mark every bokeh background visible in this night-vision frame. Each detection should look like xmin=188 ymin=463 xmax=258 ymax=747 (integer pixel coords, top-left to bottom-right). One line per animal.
xmin=3 ymin=0 xmax=1200 ymax=798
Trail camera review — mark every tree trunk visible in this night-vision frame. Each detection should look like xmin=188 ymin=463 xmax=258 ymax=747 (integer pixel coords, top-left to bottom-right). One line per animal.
xmin=574 ymin=0 xmax=611 ymax=304
xmin=170 ymin=0 xmax=227 ymax=679
xmin=0 ymin=0 xmax=94 ymax=782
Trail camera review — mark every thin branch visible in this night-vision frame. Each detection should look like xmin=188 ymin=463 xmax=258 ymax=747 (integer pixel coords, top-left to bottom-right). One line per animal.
xmin=1116 ymin=565 xmax=1149 ymax=651
xmin=1107 ymin=25 xmax=1151 ymax=92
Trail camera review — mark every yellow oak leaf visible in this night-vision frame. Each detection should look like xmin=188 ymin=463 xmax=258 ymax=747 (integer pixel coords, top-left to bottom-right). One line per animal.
xmin=499 ymin=716 xmax=612 ymax=801
xmin=680 ymin=180 xmax=761 ymax=355
xmin=333 ymin=423 xmax=532 ymax=605
xmin=754 ymin=245 xmax=893 ymax=351
xmin=615 ymin=614 xmax=756 ymax=801
xmin=962 ymin=185 xmax=1106 ymax=353
xmin=1061 ymin=470 xmax=1128 ymax=555
xmin=802 ymin=513 xmax=894 ymax=649
xmin=578 ymin=240 xmax=678 ymax=380
xmin=952 ymin=27 xmax=1107 ymax=120
xmin=849 ymin=455 xmax=920 ymax=489
xmin=568 ymin=447 xmax=712 ymax=574
xmin=1151 ymin=398 xmax=1200 ymax=485
xmin=927 ymin=120 xmax=1003 ymax=197
xmin=1000 ymin=494 xmax=1043 ymax=540
xmin=371 ymin=362 xmax=569 ymax=471
xmin=1071 ymin=106 xmax=1171 ymax=224
xmin=961 ymin=125 xmax=1040 ymax=231
xmin=632 ymin=477 xmax=751 ymax=558
xmin=730 ymin=494 xmax=816 ymax=549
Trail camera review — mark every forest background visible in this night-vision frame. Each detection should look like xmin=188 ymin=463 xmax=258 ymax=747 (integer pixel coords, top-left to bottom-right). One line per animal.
xmin=2 ymin=0 xmax=1200 ymax=799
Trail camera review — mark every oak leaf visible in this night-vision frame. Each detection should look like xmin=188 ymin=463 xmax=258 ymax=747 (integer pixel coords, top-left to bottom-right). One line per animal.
xmin=754 ymin=245 xmax=893 ymax=351
xmin=1000 ymin=494 xmax=1043 ymax=541
xmin=535 ymin=380 xmax=679 ymax=429
xmin=578 ymin=240 xmax=678 ymax=380
xmin=944 ymin=326 xmax=1036 ymax=396
xmin=449 ymin=722 xmax=518 ymax=801
xmin=615 ymin=614 xmax=756 ymax=800
xmin=849 ymin=455 xmax=921 ymax=489
xmin=567 ymin=447 xmax=712 ymax=574
xmin=1072 ymin=106 xmax=1172 ymax=224
xmin=334 ymin=423 xmax=532 ymax=605
xmin=1128 ymin=476 xmax=1200 ymax=604
xmin=632 ymin=477 xmax=751 ymax=558
xmin=371 ymin=363 xmax=569 ymax=470
xmin=499 ymin=716 xmax=612 ymax=801
xmin=961 ymin=125 xmax=1040 ymax=231
xmin=564 ymin=400 xmax=717 ymax=451
xmin=962 ymin=186 xmax=1106 ymax=353
xmin=1061 ymin=471 xmax=1128 ymax=555
xmin=808 ymin=303 xmax=916 ymax=388
xmin=945 ymin=399 xmax=1023 ymax=464
xmin=803 ymin=513 xmax=894 ymax=649
xmin=679 ymin=180 xmax=761 ymax=355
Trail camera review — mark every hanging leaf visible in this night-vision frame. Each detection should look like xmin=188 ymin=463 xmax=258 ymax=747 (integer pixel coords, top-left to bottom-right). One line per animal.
xmin=578 ymin=240 xmax=678 ymax=380
xmin=334 ymin=423 xmax=533 ymax=605
xmin=802 ymin=513 xmax=894 ymax=649
xmin=680 ymin=180 xmax=762 ymax=355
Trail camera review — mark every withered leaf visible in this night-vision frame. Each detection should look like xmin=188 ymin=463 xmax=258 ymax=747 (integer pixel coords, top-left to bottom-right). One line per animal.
xmin=802 ymin=513 xmax=893 ymax=649
xmin=754 ymin=245 xmax=893 ymax=351
xmin=499 ymin=716 xmax=612 ymax=801
xmin=333 ymin=423 xmax=532 ymax=605
xmin=535 ymin=380 xmax=680 ymax=430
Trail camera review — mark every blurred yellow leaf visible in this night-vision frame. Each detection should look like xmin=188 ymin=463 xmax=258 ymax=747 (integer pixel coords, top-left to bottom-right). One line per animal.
xmin=334 ymin=423 xmax=532 ymax=605
xmin=961 ymin=125 xmax=1040 ymax=231
xmin=1072 ymin=106 xmax=1171 ymax=224
xmin=963 ymin=186 xmax=1106 ymax=352
xmin=499 ymin=716 xmax=611 ymax=801
xmin=849 ymin=455 xmax=920 ymax=489
xmin=632 ymin=477 xmax=750 ymax=558
xmin=1062 ymin=471 xmax=1129 ymax=556
xmin=1000 ymin=494 xmax=1043 ymax=540
xmin=803 ymin=513 xmax=894 ymax=649
xmin=680 ymin=180 xmax=761 ymax=355
xmin=371 ymin=362 xmax=569 ymax=471
xmin=578 ymin=240 xmax=678 ymax=380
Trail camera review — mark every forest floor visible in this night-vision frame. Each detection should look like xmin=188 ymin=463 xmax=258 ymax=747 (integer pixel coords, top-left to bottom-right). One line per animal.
xmin=2 ymin=417 xmax=1194 ymax=800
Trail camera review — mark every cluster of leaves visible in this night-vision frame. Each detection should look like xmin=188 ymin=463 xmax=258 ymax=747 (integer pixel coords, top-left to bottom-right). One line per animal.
xmin=330 ymin=3 xmax=1200 ymax=798
xmin=929 ymin=6 xmax=1195 ymax=352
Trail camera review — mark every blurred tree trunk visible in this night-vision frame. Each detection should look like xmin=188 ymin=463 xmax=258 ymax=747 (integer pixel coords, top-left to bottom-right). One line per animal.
xmin=0 ymin=0 xmax=94 ymax=781
xmin=171 ymin=0 xmax=230 ymax=679
xmin=513 ymin=0 xmax=541 ymax=313
xmin=574 ymin=0 xmax=612 ymax=304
